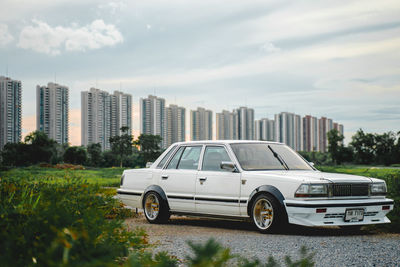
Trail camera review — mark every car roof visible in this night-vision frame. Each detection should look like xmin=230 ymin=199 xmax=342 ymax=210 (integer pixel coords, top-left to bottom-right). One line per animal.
xmin=171 ymin=140 xmax=284 ymax=146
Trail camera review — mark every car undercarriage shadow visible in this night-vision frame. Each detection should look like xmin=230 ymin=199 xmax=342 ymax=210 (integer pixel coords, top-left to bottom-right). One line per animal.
xmin=165 ymin=215 xmax=376 ymax=236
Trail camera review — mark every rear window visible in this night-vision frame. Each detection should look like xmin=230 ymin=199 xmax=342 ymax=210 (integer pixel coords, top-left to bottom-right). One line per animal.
xmin=156 ymin=145 xmax=177 ymax=169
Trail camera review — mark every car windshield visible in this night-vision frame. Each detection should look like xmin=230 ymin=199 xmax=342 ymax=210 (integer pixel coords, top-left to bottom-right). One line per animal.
xmin=230 ymin=143 xmax=313 ymax=171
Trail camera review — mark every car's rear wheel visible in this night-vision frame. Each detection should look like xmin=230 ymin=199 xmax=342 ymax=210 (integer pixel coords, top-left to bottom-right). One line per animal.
xmin=143 ymin=192 xmax=170 ymax=224
xmin=251 ymin=194 xmax=283 ymax=233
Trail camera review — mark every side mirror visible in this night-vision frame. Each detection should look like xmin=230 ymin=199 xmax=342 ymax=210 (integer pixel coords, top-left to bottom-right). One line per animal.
xmin=146 ymin=162 xmax=153 ymax=168
xmin=309 ymin=162 xmax=315 ymax=166
xmin=220 ymin=161 xmax=237 ymax=172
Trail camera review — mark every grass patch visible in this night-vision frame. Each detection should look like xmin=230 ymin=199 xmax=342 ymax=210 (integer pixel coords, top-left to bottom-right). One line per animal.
xmin=0 ymin=166 xmax=125 ymax=187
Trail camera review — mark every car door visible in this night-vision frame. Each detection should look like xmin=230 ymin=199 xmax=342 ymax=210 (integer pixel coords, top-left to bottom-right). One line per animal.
xmin=195 ymin=145 xmax=241 ymax=216
xmin=159 ymin=145 xmax=203 ymax=212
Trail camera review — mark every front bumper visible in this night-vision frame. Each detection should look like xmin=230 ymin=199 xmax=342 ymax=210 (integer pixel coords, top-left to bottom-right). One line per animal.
xmin=284 ymin=198 xmax=394 ymax=227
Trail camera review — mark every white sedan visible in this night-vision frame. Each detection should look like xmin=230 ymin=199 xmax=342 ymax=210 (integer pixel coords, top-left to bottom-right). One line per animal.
xmin=117 ymin=141 xmax=394 ymax=233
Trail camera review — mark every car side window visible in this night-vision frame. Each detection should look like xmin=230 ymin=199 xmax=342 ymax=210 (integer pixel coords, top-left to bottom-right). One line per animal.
xmin=177 ymin=146 xmax=202 ymax=170
xmin=166 ymin=146 xmax=185 ymax=169
xmin=157 ymin=145 xmax=177 ymax=169
xmin=202 ymin=146 xmax=232 ymax=171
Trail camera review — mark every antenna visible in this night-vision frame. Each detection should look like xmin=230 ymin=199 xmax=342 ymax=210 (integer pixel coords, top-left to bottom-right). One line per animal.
xmin=54 ymin=72 xmax=57 ymax=83
xmin=96 ymin=78 xmax=98 ymax=88
xmin=6 ymin=64 xmax=8 ymax=77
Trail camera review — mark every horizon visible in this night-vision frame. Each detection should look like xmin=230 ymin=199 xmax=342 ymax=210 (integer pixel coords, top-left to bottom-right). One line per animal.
xmin=1 ymin=0 xmax=399 ymax=146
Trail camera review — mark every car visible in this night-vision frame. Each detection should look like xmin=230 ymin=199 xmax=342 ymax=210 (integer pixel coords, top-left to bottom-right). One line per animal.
xmin=117 ymin=140 xmax=394 ymax=233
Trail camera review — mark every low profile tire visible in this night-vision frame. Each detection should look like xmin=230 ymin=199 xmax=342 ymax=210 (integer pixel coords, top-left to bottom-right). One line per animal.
xmin=143 ymin=192 xmax=170 ymax=224
xmin=251 ymin=193 xmax=284 ymax=234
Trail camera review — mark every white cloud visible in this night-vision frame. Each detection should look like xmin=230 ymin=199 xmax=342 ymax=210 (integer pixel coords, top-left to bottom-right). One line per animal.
xmin=17 ymin=19 xmax=123 ymax=55
xmin=98 ymin=1 xmax=126 ymax=15
xmin=260 ymin=42 xmax=280 ymax=53
xmin=0 ymin=24 xmax=14 ymax=46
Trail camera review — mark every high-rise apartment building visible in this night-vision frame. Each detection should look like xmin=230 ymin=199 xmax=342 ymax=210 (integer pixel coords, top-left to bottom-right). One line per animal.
xmin=140 ymin=95 xmax=166 ymax=148
xmin=216 ymin=110 xmax=238 ymax=140
xmin=82 ymin=88 xmax=132 ymax=150
xmin=274 ymin=112 xmax=303 ymax=150
xmin=318 ymin=117 xmax=333 ymax=152
xmin=165 ymin=104 xmax=185 ymax=147
xmin=113 ymin=91 xmax=132 ymax=136
xmin=0 ymin=76 xmax=22 ymax=150
xmin=37 ymin=83 xmax=69 ymax=144
xmin=254 ymin=118 xmax=275 ymax=141
xmin=236 ymin=107 xmax=254 ymax=140
xmin=294 ymin=114 xmax=303 ymax=151
xmin=303 ymin=115 xmax=319 ymax=152
xmin=190 ymin=107 xmax=212 ymax=141
xmin=275 ymin=112 xmax=294 ymax=148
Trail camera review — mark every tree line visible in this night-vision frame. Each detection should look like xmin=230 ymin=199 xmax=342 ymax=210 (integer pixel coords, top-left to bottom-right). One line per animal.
xmin=0 ymin=127 xmax=163 ymax=168
xmin=2 ymin=127 xmax=400 ymax=168
xmin=300 ymin=129 xmax=400 ymax=166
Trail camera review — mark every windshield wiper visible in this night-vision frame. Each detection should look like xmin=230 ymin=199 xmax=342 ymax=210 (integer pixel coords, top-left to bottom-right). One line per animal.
xmin=268 ymin=145 xmax=289 ymax=170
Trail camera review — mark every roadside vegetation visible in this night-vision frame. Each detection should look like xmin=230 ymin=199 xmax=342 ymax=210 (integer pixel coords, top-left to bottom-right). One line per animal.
xmin=0 ymin=128 xmax=399 ymax=265
xmin=0 ymin=171 xmax=315 ymax=266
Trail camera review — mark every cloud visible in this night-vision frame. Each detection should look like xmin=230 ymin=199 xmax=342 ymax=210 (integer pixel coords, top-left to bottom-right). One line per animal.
xmin=17 ymin=19 xmax=123 ymax=55
xmin=260 ymin=42 xmax=280 ymax=53
xmin=98 ymin=1 xmax=126 ymax=15
xmin=0 ymin=24 xmax=13 ymax=46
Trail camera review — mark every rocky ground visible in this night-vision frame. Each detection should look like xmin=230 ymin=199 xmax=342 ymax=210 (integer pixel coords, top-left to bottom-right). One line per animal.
xmin=125 ymin=215 xmax=400 ymax=266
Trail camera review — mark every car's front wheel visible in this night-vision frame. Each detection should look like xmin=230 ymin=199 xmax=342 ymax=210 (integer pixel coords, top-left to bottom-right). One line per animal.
xmin=143 ymin=192 xmax=170 ymax=224
xmin=251 ymin=194 xmax=283 ymax=233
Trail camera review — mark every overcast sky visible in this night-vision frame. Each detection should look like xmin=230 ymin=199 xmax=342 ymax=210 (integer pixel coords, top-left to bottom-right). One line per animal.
xmin=1 ymin=0 xmax=399 ymax=145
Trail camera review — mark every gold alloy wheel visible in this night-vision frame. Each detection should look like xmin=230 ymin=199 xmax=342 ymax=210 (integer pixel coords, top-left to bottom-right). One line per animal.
xmin=144 ymin=193 xmax=160 ymax=220
xmin=253 ymin=198 xmax=274 ymax=230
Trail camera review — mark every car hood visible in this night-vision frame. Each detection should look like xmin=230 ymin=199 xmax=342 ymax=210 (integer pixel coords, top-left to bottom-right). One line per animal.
xmin=244 ymin=170 xmax=376 ymax=183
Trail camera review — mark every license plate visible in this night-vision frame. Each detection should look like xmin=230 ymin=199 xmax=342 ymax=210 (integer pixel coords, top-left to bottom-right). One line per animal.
xmin=344 ymin=208 xmax=364 ymax=222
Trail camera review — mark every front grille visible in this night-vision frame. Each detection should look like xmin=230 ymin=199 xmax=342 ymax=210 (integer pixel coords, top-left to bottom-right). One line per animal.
xmin=331 ymin=183 xmax=369 ymax=197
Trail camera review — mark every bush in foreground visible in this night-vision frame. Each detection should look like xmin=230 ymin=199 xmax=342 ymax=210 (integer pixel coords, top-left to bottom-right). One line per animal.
xmin=0 ymin=176 xmax=143 ymax=266
xmin=0 ymin=173 xmax=315 ymax=266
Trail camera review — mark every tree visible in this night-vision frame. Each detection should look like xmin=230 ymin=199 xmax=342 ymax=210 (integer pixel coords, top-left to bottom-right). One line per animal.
xmin=350 ymin=129 xmax=376 ymax=164
xmin=1 ymin=142 xmax=31 ymax=166
xmin=327 ymin=129 xmax=344 ymax=165
xmin=25 ymin=131 xmax=59 ymax=164
xmin=109 ymin=127 xmax=133 ymax=167
xmin=134 ymin=134 xmax=162 ymax=167
xmin=63 ymin=146 xmax=87 ymax=165
xmin=375 ymin=132 xmax=397 ymax=166
xmin=87 ymin=143 xmax=103 ymax=167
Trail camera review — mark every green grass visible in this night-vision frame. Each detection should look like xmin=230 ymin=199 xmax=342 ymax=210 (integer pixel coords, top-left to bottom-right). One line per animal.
xmin=317 ymin=165 xmax=400 ymax=179
xmin=0 ymin=166 xmax=126 ymax=187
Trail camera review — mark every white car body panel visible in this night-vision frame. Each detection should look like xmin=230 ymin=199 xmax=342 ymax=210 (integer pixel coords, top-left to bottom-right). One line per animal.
xmin=118 ymin=140 xmax=394 ymax=228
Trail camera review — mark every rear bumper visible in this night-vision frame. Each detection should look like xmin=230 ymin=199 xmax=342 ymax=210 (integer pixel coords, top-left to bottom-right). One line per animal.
xmin=284 ymin=198 xmax=394 ymax=227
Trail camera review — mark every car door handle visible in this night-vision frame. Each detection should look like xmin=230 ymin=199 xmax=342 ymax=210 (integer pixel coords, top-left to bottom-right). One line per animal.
xmin=161 ymin=175 xmax=169 ymax=180
xmin=199 ymin=177 xmax=207 ymax=182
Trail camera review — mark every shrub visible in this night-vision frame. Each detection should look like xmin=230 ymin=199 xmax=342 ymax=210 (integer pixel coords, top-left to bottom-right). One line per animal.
xmin=0 ymin=176 xmax=146 ymax=266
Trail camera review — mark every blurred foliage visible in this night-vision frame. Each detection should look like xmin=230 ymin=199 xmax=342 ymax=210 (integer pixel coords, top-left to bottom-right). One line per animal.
xmin=0 ymin=174 xmax=144 ymax=266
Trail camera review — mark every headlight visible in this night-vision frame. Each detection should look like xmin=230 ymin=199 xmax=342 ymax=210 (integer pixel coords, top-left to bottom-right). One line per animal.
xmin=370 ymin=182 xmax=386 ymax=196
xmin=295 ymin=184 xmax=328 ymax=197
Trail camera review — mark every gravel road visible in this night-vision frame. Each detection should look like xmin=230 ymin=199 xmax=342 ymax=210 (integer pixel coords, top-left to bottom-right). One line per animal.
xmin=125 ymin=215 xmax=400 ymax=266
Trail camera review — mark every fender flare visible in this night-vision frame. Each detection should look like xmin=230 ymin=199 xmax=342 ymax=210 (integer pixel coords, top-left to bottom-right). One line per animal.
xmin=142 ymin=185 xmax=170 ymax=210
xmin=247 ymin=185 xmax=288 ymax=219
